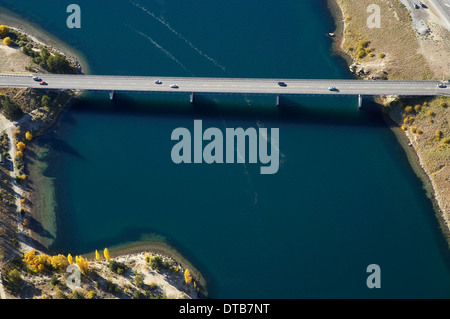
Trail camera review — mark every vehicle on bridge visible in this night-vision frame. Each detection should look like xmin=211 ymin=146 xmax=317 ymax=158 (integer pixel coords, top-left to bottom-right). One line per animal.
xmin=33 ymin=76 xmax=41 ymax=81
xmin=413 ymin=3 xmax=420 ymax=9
xmin=277 ymin=81 xmax=287 ymax=87
xmin=155 ymin=80 xmax=162 ymax=84
xmin=39 ymin=81 xmax=47 ymax=85
xmin=420 ymin=2 xmax=427 ymax=8
xmin=438 ymin=83 xmax=447 ymax=88
xmin=170 ymin=84 xmax=179 ymax=89
xmin=328 ymin=86 xmax=338 ymax=91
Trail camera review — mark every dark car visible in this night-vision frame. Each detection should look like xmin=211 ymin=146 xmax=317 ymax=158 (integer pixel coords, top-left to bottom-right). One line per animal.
xmin=154 ymin=80 xmax=162 ymax=84
xmin=33 ymin=76 xmax=41 ymax=81
xmin=277 ymin=81 xmax=287 ymax=87
xmin=437 ymin=83 xmax=447 ymax=88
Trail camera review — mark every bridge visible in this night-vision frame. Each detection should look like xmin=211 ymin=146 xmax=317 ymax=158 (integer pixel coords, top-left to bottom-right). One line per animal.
xmin=0 ymin=74 xmax=448 ymax=107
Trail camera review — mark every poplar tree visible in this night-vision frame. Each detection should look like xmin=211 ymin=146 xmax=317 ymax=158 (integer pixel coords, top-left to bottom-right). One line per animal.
xmin=184 ymin=269 xmax=192 ymax=284
xmin=67 ymin=253 xmax=73 ymax=264
xmin=104 ymin=248 xmax=110 ymax=262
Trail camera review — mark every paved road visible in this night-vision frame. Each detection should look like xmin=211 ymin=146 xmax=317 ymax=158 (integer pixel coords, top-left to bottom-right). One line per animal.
xmin=0 ymin=74 xmax=449 ymax=96
xmin=429 ymin=0 xmax=450 ymax=29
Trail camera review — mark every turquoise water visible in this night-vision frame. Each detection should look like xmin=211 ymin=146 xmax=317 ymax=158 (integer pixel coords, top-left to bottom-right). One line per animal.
xmin=3 ymin=0 xmax=450 ymax=298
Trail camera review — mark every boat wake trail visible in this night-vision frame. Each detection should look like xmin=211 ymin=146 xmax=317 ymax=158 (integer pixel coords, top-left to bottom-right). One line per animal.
xmin=130 ymin=0 xmax=227 ymax=73
xmin=125 ymin=24 xmax=191 ymax=74
xmin=236 ymin=146 xmax=259 ymax=206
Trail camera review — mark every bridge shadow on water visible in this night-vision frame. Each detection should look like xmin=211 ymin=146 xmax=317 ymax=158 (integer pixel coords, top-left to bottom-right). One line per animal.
xmin=69 ymin=91 xmax=387 ymax=129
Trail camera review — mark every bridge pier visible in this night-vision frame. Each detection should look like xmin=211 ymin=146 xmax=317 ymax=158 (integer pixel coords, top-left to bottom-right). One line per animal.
xmin=358 ymin=94 xmax=362 ymax=109
xmin=109 ymin=90 xmax=115 ymax=100
xmin=190 ymin=92 xmax=194 ymax=104
xmin=276 ymin=94 xmax=280 ymax=107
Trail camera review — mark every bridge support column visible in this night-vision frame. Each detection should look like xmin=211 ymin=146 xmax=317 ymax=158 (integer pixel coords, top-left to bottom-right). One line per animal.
xmin=190 ymin=92 xmax=194 ymax=104
xmin=358 ymin=94 xmax=362 ymax=109
xmin=110 ymin=90 xmax=115 ymax=101
xmin=276 ymin=94 xmax=280 ymax=107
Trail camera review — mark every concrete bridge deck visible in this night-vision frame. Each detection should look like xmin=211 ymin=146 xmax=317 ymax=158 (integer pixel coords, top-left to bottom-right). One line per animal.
xmin=0 ymin=74 xmax=449 ymax=96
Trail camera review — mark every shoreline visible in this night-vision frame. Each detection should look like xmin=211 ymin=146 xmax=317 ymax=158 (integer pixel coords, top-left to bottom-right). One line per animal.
xmin=0 ymin=4 xmax=89 ymax=74
xmin=385 ymin=115 xmax=450 ymax=246
xmin=326 ymin=0 xmax=355 ymax=67
xmin=82 ymin=239 xmax=208 ymax=296
xmin=328 ymin=0 xmax=450 ymax=243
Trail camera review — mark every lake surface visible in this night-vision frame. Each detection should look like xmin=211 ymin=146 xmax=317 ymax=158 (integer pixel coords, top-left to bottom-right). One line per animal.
xmin=3 ymin=0 xmax=449 ymax=298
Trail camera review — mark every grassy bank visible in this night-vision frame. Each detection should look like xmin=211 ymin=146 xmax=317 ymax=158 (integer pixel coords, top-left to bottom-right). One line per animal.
xmin=333 ymin=0 xmax=435 ymax=80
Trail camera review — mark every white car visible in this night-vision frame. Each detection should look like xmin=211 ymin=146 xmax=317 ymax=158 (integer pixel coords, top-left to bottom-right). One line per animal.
xmin=437 ymin=83 xmax=447 ymax=88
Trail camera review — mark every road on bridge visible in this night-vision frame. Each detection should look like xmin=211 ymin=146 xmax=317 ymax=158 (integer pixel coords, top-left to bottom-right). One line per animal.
xmin=0 ymin=74 xmax=449 ymax=96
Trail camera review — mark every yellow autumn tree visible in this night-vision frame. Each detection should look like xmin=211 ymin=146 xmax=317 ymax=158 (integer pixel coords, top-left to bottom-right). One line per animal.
xmin=95 ymin=250 xmax=100 ymax=261
xmin=16 ymin=151 xmax=23 ymax=158
xmin=0 ymin=25 xmax=8 ymax=37
xmin=25 ymin=131 xmax=33 ymax=141
xmin=67 ymin=253 xmax=73 ymax=264
xmin=23 ymin=249 xmax=51 ymax=273
xmin=103 ymin=248 xmax=110 ymax=262
xmin=16 ymin=141 xmax=26 ymax=151
xmin=75 ymin=255 xmax=88 ymax=274
xmin=51 ymin=254 xmax=69 ymax=271
xmin=184 ymin=269 xmax=192 ymax=284
xmin=3 ymin=37 xmax=11 ymax=46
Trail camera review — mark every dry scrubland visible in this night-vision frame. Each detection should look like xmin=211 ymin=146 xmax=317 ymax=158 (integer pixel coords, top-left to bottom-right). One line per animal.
xmin=2 ymin=249 xmax=201 ymax=299
xmin=336 ymin=0 xmax=439 ymax=80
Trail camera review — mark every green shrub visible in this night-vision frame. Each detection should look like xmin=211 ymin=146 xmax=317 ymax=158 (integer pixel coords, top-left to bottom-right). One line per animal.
xmin=72 ymin=290 xmax=85 ymax=299
xmin=404 ymin=106 xmax=414 ymax=114
xmin=109 ymin=260 xmax=126 ymax=274
xmin=150 ymin=256 xmax=164 ymax=270
xmin=55 ymin=290 xmax=67 ymax=299
xmin=7 ymin=269 xmax=22 ymax=285
xmin=357 ymin=49 xmax=367 ymax=59
xmin=134 ymin=274 xmax=144 ymax=288
xmin=50 ymin=275 xmax=59 ymax=287
xmin=358 ymin=40 xmax=371 ymax=48
xmin=133 ymin=289 xmax=145 ymax=299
